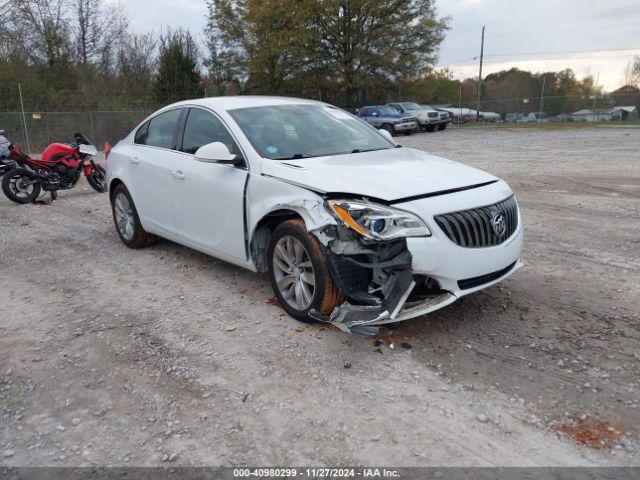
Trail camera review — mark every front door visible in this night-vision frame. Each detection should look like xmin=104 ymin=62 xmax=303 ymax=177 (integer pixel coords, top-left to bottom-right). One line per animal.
xmin=171 ymin=107 xmax=248 ymax=262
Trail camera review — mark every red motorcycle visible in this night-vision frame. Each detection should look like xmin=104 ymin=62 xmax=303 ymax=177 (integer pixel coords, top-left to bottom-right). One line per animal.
xmin=1 ymin=133 xmax=106 ymax=204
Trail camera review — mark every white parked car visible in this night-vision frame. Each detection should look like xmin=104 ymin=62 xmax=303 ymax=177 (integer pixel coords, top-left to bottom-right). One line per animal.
xmin=107 ymin=96 xmax=523 ymax=333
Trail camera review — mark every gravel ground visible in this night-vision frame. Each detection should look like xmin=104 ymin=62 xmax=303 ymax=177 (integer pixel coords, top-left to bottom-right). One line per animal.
xmin=0 ymin=126 xmax=638 ymax=467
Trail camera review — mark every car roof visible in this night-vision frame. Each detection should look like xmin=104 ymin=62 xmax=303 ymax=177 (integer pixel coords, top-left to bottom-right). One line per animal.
xmin=163 ymin=95 xmax=324 ymax=112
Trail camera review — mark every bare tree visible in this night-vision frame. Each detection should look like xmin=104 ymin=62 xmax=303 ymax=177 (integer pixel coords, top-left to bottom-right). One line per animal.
xmin=15 ymin=0 xmax=70 ymax=67
xmin=622 ymin=55 xmax=640 ymax=88
xmin=73 ymin=0 xmax=128 ymax=66
xmin=115 ymin=32 xmax=158 ymax=105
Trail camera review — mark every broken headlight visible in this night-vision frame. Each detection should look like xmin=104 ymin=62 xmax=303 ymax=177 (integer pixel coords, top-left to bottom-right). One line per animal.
xmin=326 ymin=200 xmax=431 ymax=241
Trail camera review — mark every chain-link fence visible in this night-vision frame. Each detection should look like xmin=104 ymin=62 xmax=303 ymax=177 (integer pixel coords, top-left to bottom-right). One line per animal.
xmin=1 ymin=95 xmax=638 ymax=153
xmin=0 ymin=111 xmax=153 ymax=153
xmin=430 ymin=92 xmax=640 ymax=126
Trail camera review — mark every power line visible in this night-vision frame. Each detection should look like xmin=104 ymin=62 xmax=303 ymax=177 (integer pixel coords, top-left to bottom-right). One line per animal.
xmin=438 ymin=47 xmax=639 ymax=68
xmin=486 ymin=47 xmax=640 ymax=58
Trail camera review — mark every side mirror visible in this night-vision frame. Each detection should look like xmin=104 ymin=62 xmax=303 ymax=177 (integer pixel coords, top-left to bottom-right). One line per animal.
xmin=379 ymin=129 xmax=395 ymax=143
xmin=195 ymin=142 xmax=243 ymax=166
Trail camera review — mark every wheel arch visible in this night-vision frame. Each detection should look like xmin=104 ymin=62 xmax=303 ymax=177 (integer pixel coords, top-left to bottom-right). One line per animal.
xmin=109 ymin=177 xmax=124 ymax=202
xmin=249 ymin=209 xmax=305 ymax=272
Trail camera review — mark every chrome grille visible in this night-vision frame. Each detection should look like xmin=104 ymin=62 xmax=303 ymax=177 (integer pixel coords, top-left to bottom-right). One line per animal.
xmin=435 ymin=196 xmax=519 ymax=248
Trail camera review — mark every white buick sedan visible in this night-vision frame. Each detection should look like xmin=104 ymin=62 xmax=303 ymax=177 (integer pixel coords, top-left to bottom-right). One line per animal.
xmin=107 ymin=96 xmax=523 ymax=333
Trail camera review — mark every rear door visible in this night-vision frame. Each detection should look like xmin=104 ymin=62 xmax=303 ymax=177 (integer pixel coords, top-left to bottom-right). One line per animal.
xmin=171 ymin=107 xmax=248 ymax=261
xmin=128 ymin=108 xmax=184 ymax=237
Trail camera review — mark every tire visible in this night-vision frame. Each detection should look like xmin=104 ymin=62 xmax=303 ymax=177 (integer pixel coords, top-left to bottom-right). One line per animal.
xmin=426 ymin=124 xmax=436 ymax=132
xmin=87 ymin=165 xmax=107 ymax=193
xmin=382 ymin=124 xmax=395 ymax=136
xmin=403 ymin=130 xmax=412 ymax=136
xmin=111 ymin=184 xmax=156 ymax=248
xmin=438 ymin=123 xmax=447 ymax=131
xmin=1 ymin=168 xmax=41 ymax=204
xmin=267 ymin=219 xmax=344 ymax=322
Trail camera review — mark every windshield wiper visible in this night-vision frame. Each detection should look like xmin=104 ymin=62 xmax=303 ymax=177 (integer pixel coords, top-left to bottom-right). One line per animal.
xmin=274 ymin=153 xmax=314 ymax=160
xmin=351 ymin=147 xmax=391 ymax=154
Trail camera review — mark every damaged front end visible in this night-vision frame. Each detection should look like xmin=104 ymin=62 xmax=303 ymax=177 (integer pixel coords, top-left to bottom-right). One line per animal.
xmin=309 ymin=199 xmax=447 ymax=334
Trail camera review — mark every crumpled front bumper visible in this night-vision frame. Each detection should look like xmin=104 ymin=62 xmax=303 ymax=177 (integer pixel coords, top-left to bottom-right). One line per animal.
xmin=310 ymin=181 xmax=524 ymax=333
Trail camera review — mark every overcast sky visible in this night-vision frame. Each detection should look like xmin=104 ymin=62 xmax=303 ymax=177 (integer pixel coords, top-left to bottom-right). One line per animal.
xmin=118 ymin=0 xmax=640 ymax=91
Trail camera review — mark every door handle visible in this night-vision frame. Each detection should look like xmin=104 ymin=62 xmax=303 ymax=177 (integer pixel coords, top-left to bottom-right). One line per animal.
xmin=171 ymin=170 xmax=186 ymax=180
xmin=130 ymin=157 xmax=140 ymax=165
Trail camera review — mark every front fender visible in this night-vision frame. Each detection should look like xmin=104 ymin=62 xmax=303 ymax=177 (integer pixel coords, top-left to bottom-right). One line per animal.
xmin=247 ymin=173 xmax=337 ymax=259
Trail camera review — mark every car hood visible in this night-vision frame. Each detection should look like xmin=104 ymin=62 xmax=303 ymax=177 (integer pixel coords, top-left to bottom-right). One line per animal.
xmin=260 ymin=147 xmax=498 ymax=202
xmin=407 ymin=110 xmax=429 ymax=119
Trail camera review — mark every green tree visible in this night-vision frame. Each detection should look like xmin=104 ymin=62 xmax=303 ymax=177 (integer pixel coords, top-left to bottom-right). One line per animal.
xmin=154 ymin=29 xmax=203 ymax=104
xmin=406 ymin=69 xmax=460 ymax=104
xmin=308 ymin=0 xmax=449 ymax=107
xmin=206 ymin=0 xmax=449 ymax=107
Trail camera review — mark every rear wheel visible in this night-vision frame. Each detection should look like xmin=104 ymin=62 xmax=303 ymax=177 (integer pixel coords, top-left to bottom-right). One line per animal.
xmin=111 ymin=184 xmax=156 ymax=248
xmin=87 ymin=165 xmax=107 ymax=193
xmin=267 ymin=219 xmax=343 ymax=322
xmin=1 ymin=168 xmax=41 ymax=204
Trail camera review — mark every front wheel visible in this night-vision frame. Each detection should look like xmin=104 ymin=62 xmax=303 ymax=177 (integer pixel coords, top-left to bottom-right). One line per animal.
xmin=87 ymin=165 xmax=107 ymax=193
xmin=438 ymin=123 xmax=447 ymax=131
xmin=382 ymin=124 xmax=395 ymax=136
xmin=1 ymin=168 xmax=41 ymax=204
xmin=267 ymin=219 xmax=344 ymax=322
xmin=426 ymin=124 xmax=436 ymax=132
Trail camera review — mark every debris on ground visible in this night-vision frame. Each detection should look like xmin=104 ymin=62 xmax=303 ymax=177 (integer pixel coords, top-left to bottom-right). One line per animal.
xmin=556 ymin=416 xmax=624 ymax=449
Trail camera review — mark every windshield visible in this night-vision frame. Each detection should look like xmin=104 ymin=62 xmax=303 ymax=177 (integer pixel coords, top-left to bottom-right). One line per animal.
xmin=402 ymin=102 xmax=423 ymax=111
xmin=378 ymin=106 xmax=400 ymax=115
xmin=228 ymin=104 xmax=395 ymax=160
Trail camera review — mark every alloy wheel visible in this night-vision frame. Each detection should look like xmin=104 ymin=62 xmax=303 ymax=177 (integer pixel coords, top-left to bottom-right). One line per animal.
xmin=114 ymin=193 xmax=135 ymax=241
xmin=272 ymin=235 xmax=316 ymax=310
xmin=10 ymin=175 xmax=35 ymax=199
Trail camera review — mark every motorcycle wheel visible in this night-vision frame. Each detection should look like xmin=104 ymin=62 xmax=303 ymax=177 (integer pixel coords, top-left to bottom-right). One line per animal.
xmin=1 ymin=168 xmax=42 ymax=204
xmin=87 ymin=165 xmax=107 ymax=193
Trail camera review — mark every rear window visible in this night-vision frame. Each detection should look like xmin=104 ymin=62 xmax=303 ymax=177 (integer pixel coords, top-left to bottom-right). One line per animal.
xmin=134 ymin=121 xmax=149 ymax=144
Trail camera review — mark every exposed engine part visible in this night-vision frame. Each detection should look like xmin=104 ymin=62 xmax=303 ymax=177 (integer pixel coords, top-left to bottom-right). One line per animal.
xmin=310 ymin=223 xmax=421 ymax=333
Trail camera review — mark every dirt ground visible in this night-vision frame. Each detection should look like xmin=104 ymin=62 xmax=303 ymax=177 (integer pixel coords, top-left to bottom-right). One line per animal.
xmin=1 ymin=126 xmax=638 ymax=467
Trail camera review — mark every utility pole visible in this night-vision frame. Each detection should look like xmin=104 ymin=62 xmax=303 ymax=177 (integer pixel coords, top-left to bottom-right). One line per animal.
xmin=458 ymin=83 xmax=463 ymax=125
xmin=538 ymin=75 xmax=546 ymax=125
xmin=476 ymin=25 xmax=485 ymax=122
xmin=592 ymin=72 xmax=600 ymax=124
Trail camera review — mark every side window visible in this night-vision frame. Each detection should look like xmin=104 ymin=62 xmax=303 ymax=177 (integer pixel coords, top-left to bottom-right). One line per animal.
xmin=145 ymin=109 xmax=182 ymax=150
xmin=134 ymin=121 xmax=149 ymax=144
xmin=372 ymin=109 xmax=380 ymax=116
xmin=359 ymin=107 xmax=370 ymax=117
xmin=181 ymin=108 xmax=238 ymax=155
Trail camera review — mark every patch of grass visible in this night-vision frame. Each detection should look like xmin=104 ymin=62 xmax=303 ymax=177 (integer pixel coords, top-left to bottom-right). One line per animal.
xmin=596 ymin=119 xmax=640 ymax=126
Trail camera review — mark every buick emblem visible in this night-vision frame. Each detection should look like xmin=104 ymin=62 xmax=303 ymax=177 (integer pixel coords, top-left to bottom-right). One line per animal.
xmin=491 ymin=213 xmax=507 ymax=237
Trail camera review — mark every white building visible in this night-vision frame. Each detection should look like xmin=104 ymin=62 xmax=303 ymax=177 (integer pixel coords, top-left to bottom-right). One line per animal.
xmin=570 ymin=106 xmax=638 ymax=122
